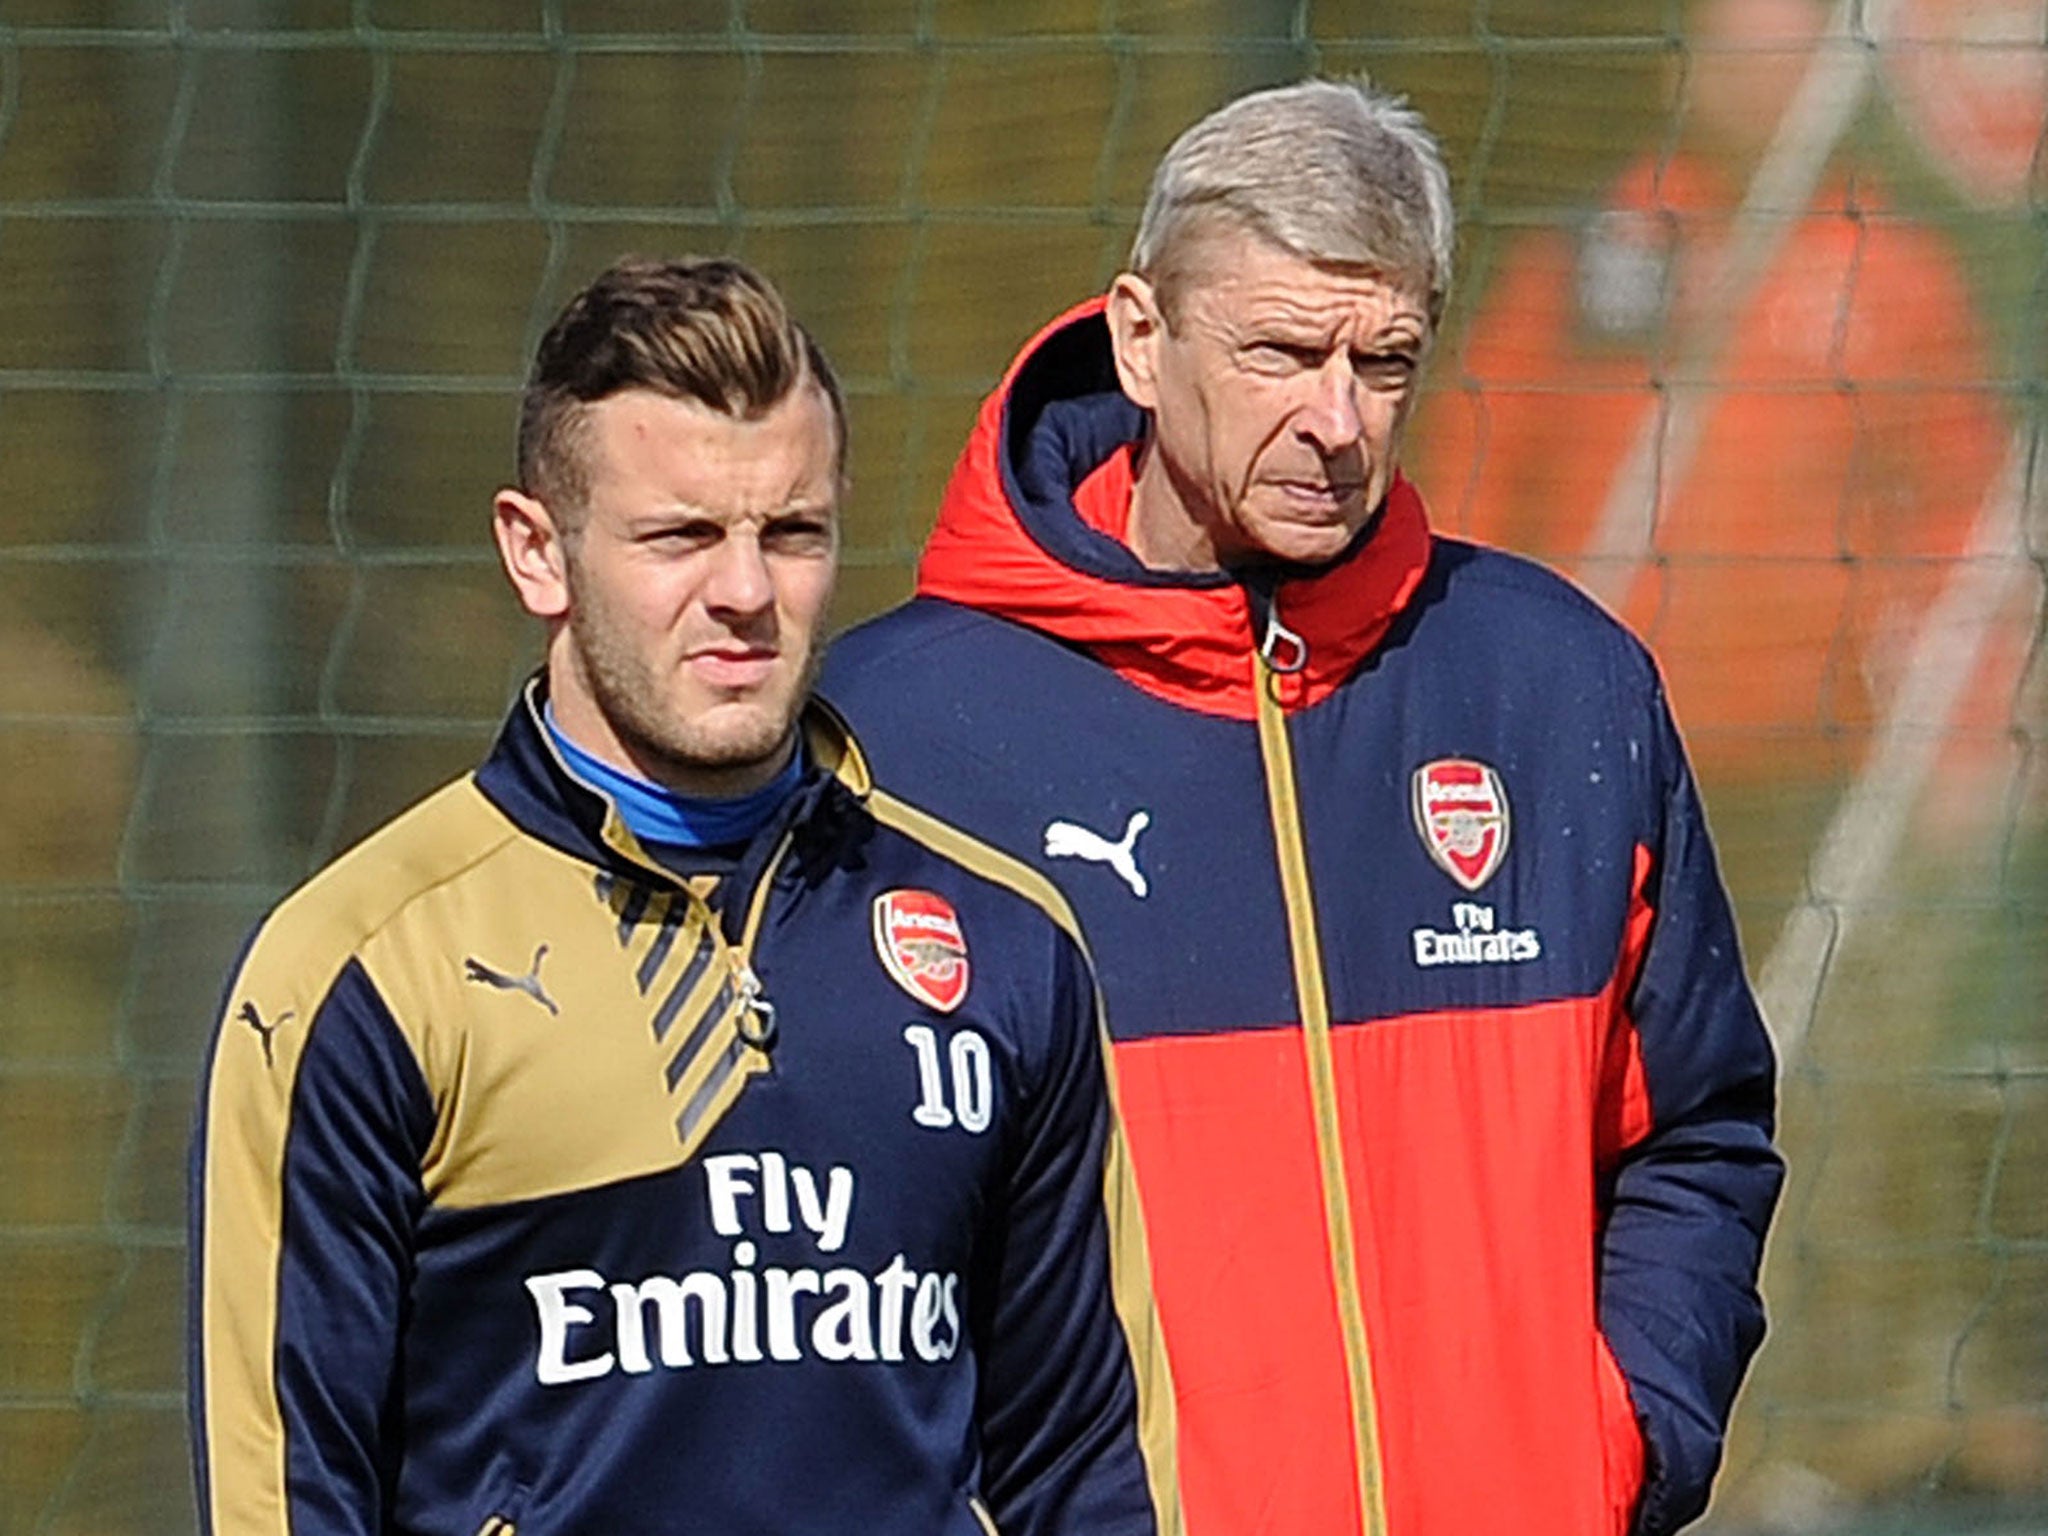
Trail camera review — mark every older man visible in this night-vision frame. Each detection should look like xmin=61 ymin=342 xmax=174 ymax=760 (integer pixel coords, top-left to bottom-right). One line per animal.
xmin=188 ymin=256 xmax=1175 ymax=1536
xmin=825 ymin=79 xmax=1783 ymax=1536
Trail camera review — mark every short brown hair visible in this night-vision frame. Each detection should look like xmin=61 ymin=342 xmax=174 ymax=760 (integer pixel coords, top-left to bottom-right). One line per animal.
xmin=517 ymin=255 xmax=846 ymax=515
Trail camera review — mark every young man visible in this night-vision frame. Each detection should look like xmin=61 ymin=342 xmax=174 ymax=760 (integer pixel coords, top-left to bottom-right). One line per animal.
xmin=825 ymin=80 xmax=1784 ymax=1536
xmin=188 ymin=257 xmax=1176 ymax=1536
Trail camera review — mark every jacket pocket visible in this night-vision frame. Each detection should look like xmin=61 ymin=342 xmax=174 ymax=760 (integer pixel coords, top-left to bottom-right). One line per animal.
xmin=1595 ymin=1335 xmax=1648 ymax=1536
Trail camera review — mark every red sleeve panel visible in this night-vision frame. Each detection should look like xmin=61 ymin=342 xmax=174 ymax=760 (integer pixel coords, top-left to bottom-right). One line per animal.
xmin=1597 ymin=845 xmax=1658 ymax=1171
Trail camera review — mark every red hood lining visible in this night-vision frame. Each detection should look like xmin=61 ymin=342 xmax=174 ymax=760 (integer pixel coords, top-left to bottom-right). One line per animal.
xmin=917 ymin=299 xmax=1436 ymax=721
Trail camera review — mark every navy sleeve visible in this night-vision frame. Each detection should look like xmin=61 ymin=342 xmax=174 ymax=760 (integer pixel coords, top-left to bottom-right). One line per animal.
xmin=190 ymin=957 xmax=433 ymax=1536
xmin=971 ymin=931 xmax=1159 ymax=1536
xmin=1600 ymin=696 xmax=1786 ymax=1536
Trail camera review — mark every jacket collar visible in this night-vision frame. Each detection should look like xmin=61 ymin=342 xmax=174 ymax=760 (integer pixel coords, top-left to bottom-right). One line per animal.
xmin=915 ymin=299 xmax=1435 ymax=719
xmin=475 ymin=675 xmax=872 ymax=921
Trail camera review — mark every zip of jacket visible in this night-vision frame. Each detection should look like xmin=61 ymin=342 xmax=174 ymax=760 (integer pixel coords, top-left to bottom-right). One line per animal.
xmin=566 ymin=709 xmax=795 ymax=1161
xmin=1249 ymin=582 xmax=1390 ymax=1536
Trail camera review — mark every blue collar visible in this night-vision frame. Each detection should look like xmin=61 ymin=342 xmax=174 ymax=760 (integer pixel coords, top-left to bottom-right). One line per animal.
xmin=543 ymin=705 xmax=806 ymax=852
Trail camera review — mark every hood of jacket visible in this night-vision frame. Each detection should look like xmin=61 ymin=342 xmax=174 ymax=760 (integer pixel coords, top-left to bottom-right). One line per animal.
xmin=915 ymin=298 xmax=1435 ymax=719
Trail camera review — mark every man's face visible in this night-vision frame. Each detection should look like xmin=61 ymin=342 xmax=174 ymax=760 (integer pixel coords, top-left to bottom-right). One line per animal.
xmin=528 ymin=384 xmax=840 ymax=796
xmin=1115 ymin=229 xmax=1432 ymax=570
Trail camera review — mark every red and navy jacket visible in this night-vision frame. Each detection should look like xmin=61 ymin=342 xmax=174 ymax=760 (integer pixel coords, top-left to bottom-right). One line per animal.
xmin=188 ymin=683 xmax=1180 ymax=1536
xmin=822 ymin=301 xmax=1784 ymax=1536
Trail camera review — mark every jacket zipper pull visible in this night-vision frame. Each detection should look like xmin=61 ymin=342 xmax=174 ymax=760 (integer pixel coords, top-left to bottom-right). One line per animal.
xmin=1262 ymin=606 xmax=1309 ymax=675
xmin=732 ymin=956 xmax=778 ymax=1052
xmin=1244 ymin=570 xmax=1310 ymax=674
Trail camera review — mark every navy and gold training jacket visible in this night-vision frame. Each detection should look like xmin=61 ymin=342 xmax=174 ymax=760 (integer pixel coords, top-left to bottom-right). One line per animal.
xmin=188 ymin=684 xmax=1178 ymax=1536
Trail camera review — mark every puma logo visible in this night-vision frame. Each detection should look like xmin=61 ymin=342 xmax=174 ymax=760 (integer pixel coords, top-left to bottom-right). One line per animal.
xmin=237 ymin=1001 xmax=294 ymax=1068
xmin=1043 ymin=810 xmax=1153 ymax=898
xmin=464 ymin=944 xmax=560 ymax=1017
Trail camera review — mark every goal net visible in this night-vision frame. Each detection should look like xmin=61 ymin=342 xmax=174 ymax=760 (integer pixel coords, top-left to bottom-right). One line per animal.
xmin=0 ymin=2 xmax=2039 ymax=1532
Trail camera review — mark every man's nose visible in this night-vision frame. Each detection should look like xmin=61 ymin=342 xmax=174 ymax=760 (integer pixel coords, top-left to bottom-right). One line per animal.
xmin=1297 ymin=356 xmax=1364 ymax=454
xmin=703 ymin=533 xmax=775 ymax=615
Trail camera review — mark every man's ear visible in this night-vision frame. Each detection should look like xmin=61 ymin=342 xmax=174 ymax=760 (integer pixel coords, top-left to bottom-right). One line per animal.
xmin=492 ymin=487 xmax=571 ymax=621
xmin=1106 ymin=272 xmax=1167 ymax=412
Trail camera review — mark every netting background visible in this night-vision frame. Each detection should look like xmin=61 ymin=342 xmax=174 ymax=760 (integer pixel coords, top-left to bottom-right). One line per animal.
xmin=0 ymin=1 xmax=2040 ymax=1532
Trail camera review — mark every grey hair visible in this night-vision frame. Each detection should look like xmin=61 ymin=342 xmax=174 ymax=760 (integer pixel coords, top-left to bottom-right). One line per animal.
xmin=1129 ymin=76 xmax=1456 ymax=325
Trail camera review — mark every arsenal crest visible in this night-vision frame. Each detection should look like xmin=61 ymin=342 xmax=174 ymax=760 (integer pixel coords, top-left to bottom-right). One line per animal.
xmin=873 ymin=890 xmax=970 ymax=1013
xmin=1412 ymin=758 xmax=1511 ymax=892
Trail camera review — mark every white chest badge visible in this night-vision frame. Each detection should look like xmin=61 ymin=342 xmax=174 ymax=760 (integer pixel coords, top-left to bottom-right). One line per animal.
xmin=1412 ymin=758 xmax=1511 ymax=891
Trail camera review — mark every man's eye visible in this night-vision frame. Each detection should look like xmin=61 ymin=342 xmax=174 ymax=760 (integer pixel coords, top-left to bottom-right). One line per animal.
xmin=1354 ymin=353 xmax=1418 ymax=388
xmin=1244 ymin=342 xmax=1323 ymax=376
xmin=763 ymin=519 xmax=835 ymax=553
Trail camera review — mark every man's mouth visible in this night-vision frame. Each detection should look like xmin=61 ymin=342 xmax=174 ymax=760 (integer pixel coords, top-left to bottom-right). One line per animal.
xmin=688 ymin=646 xmax=780 ymax=690
xmin=1274 ymin=479 xmax=1365 ymax=509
